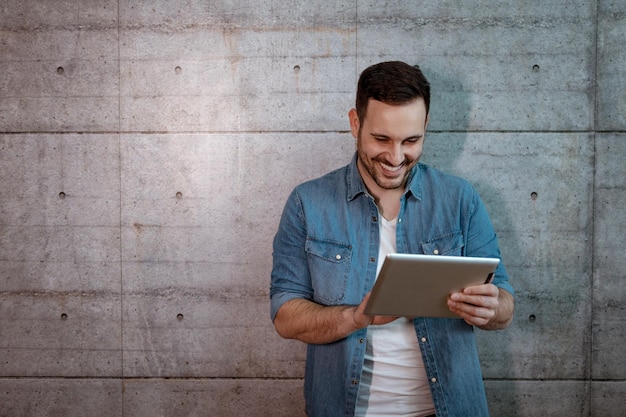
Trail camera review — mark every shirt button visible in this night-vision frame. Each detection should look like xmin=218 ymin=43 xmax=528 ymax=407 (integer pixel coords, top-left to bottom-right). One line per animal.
xmin=421 ymin=337 xmax=427 ymax=343
xmin=352 ymin=379 xmax=359 ymax=385
xmin=335 ymin=254 xmax=342 ymax=260
xmin=431 ymin=377 xmax=437 ymax=383
xmin=372 ymin=216 xmax=378 ymax=222
xmin=359 ymin=338 xmax=364 ymax=343
xmin=433 ymin=249 xmax=439 ymax=255
xmin=370 ymin=257 xmax=376 ymax=262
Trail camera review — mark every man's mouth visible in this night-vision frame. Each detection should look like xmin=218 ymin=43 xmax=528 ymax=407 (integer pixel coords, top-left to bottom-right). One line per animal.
xmin=378 ymin=160 xmax=404 ymax=175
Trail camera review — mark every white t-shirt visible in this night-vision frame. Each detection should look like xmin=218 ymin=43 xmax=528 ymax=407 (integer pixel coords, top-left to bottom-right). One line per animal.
xmin=355 ymin=217 xmax=436 ymax=417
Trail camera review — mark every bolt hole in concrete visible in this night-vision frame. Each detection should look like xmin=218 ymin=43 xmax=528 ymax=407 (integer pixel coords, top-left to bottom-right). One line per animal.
xmin=175 ymin=66 xmax=182 ymax=74
xmin=176 ymin=191 xmax=183 ymax=199
xmin=294 ymin=65 xmax=301 ymax=73
xmin=61 ymin=313 xmax=68 ymax=321
xmin=177 ymin=314 xmax=184 ymax=321
xmin=529 ymin=314 xmax=536 ymax=322
xmin=530 ymin=192 xmax=538 ymax=201
xmin=57 ymin=66 xmax=64 ymax=75
xmin=532 ymin=64 xmax=540 ymax=72
xmin=59 ymin=192 xmax=66 ymax=199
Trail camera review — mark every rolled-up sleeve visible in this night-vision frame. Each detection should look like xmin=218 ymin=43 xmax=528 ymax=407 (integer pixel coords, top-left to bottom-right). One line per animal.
xmin=270 ymin=189 xmax=313 ymax=321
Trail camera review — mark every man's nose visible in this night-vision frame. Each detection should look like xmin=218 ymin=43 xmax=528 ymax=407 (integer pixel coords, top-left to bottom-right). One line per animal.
xmin=388 ymin=143 xmax=404 ymax=165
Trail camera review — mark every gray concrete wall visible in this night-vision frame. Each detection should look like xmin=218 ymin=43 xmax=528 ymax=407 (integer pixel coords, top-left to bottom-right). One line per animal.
xmin=0 ymin=1 xmax=624 ymax=416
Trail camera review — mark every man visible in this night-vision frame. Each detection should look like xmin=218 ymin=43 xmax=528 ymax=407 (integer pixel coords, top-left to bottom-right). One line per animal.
xmin=270 ymin=61 xmax=514 ymax=417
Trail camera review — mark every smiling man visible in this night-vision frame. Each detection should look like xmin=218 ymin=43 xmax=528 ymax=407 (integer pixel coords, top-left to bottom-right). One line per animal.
xmin=270 ymin=61 xmax=514 ymax=417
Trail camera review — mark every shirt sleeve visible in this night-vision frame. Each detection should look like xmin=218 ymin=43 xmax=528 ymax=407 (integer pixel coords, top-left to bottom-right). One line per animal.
xmin=465 ymin=188 xmax=515 ymax=296
xmin=269 ymin=189 xmax=314 ymax=321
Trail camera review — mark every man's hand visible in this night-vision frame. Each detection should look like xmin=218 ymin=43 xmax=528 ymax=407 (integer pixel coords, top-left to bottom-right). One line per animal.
xmin=447 ymin=284 xmax=514 ymax=330
xmin=355 ymin=292 xmax=399 ymax=327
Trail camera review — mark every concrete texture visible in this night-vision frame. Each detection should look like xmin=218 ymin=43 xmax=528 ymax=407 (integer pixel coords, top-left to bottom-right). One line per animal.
xmin=0 ymin=1 xmax=624 ymax=416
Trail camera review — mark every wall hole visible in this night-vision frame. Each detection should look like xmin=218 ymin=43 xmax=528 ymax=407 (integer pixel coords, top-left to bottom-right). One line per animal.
xmin=532 ymin=64 xmax=540 ymax=72
xmin=61 ymin=313 xmax=68 ymax=321
xmin=175 ymin=191 xmax=183 ymax=199
xmin=529 ymin=314 xmax=536 ymax=322
xmin=59 ymin=192 xmax=66 ymax=199
xmin=530 ymin=192 xmax=538 ymax=201
xmin=175 ymin=66 xmax=182 ymax=74
xmin=177 ymin=313 xmax=184 ymax=321
xmin=56 ymin=67 xmax=64 ymax=75
xmin=293 ymin=65 xmax=301 ymax=73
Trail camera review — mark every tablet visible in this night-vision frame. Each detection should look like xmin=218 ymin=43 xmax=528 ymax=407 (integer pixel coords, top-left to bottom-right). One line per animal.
xmin=363 ymin=253 xmax=499 ymax=318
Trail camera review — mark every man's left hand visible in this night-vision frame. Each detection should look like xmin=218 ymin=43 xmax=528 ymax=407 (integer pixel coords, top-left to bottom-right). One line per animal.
xmin=447 ymin=283 xmax=501 ymax=328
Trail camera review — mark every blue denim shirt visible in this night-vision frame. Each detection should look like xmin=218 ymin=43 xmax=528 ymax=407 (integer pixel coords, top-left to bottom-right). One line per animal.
xmin=270 ymin=154 xmax=514 ymax=417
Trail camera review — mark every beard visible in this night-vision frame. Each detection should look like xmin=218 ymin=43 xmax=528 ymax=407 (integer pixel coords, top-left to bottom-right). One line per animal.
xmin=356 ymin=137 xmax=417 ymax=191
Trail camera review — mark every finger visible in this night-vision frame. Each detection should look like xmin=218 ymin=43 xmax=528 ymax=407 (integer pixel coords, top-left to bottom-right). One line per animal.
xmin=451 ymin=292 xmax=499 ymax=310
xmin=357 ymin=292 xmax=372 ymax=311
xmin=447 ymin=299 xmax=495 ymax=325
xmin=462 ymin=283 xmax=499 ymax=297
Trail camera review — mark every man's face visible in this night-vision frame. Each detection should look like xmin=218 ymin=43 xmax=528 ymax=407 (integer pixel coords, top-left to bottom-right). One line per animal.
xmin=349 ymin=98 xmax=429 ymax=194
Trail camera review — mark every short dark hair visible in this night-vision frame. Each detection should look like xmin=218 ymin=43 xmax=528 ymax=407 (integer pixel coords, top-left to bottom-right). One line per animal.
xmin=355 ymin=61 xmax=430 ymax=123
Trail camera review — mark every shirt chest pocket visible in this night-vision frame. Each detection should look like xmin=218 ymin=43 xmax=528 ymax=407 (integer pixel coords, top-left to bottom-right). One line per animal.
xmin=305 ymin=238 xmax=352 ymax=305
xmin=421 ymin=231 xmax=464 ymax=256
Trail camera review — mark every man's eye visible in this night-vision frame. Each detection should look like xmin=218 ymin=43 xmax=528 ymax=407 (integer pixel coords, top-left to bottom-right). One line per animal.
xmin=405 ymin=137 xmax=422 ymax=144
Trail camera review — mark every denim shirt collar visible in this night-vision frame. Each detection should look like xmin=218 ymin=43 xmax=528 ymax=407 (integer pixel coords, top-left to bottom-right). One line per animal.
xmin=346 ymin=153 xmax=423 ymax=202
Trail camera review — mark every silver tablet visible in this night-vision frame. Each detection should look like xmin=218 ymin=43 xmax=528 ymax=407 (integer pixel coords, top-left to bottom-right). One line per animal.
xmin=364 ymin=253 xmax=499 ymax=318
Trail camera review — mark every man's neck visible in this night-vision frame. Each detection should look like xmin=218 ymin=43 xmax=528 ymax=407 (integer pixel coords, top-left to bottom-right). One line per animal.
xmin=375 ymin=189 xmax=403 ymax=221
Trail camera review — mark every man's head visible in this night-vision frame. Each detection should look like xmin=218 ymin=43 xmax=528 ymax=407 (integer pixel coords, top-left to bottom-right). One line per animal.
xmin=354 ymin=61 xmax=430 ymax=125
xmin=349 ymin=61 xmax=431 ymax=196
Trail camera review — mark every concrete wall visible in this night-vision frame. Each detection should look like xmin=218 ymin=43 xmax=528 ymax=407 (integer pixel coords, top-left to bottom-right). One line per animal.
xmin=0 ymin=1 xmax=624 ymax=416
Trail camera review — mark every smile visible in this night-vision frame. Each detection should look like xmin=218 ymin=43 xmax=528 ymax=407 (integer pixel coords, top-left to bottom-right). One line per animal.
xmin=378 ymin=161 xmax=404 ymax=174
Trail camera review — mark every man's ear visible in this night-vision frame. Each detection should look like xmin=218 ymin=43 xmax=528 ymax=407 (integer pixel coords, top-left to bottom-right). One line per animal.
xmin=348 ymin=108 xmax=360 ymax=138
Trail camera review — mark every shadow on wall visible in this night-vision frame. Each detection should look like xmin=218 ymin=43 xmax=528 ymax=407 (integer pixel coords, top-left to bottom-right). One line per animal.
xmin=420 ymin=62 xmax=521 ymax=416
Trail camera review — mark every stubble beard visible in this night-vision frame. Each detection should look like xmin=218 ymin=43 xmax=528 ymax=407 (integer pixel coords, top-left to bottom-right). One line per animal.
xmin=356 ymin=137 xmax=415 ymax=191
